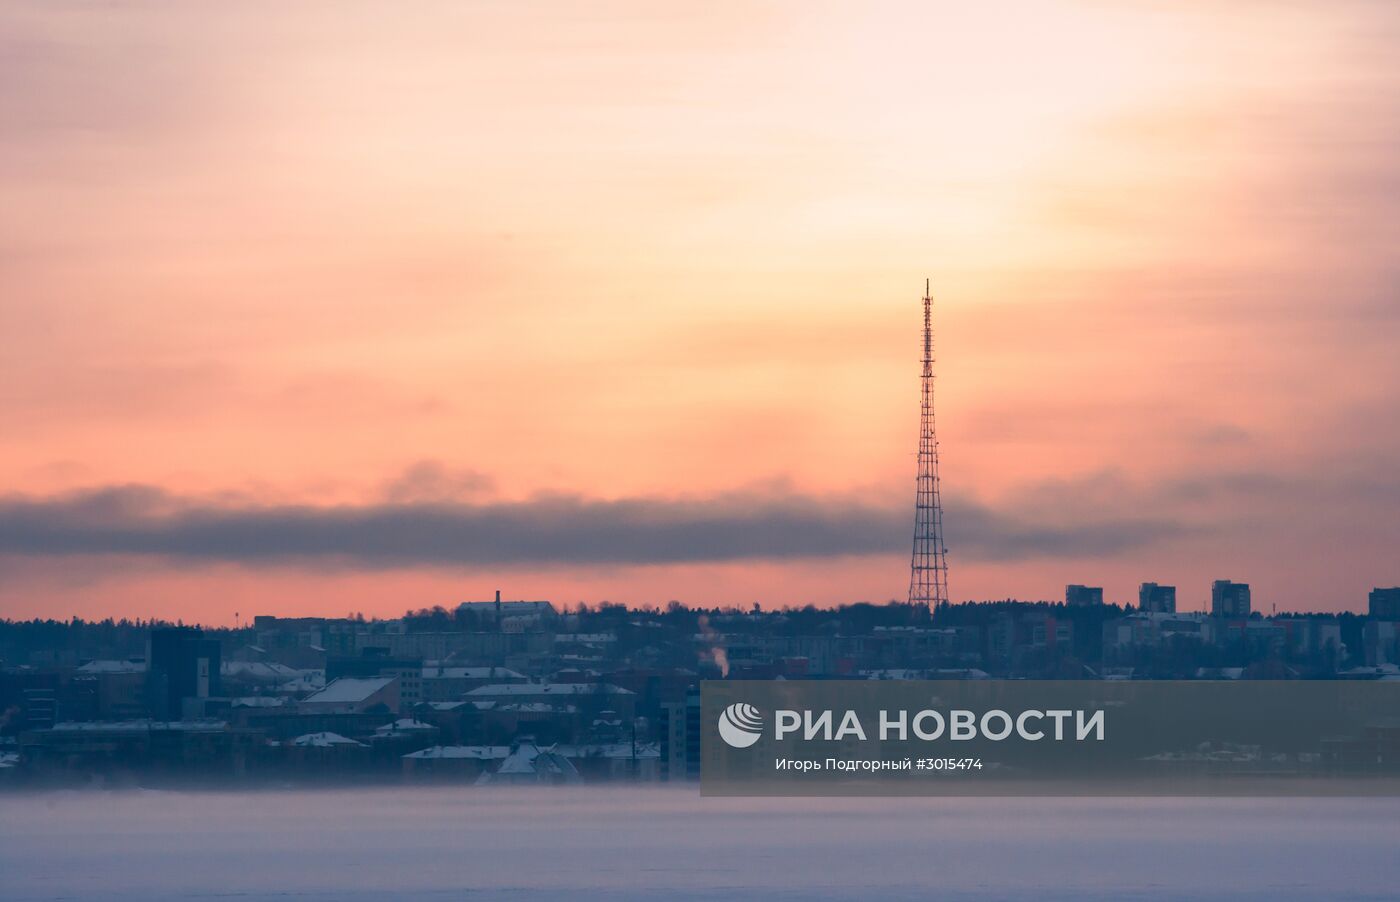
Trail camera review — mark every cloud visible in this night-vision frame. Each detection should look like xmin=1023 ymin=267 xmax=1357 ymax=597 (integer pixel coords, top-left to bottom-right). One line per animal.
xmin=0 ymin=482 xmax=1193 ymax=570
xmin=947 ymin=501 xmax=1191 ymax=563
xmin=378 ymin=460 xmax=496 ymax=504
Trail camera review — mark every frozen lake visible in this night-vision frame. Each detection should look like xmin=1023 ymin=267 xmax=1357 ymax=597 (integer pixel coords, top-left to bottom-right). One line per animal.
xmin=2 ymin=788 xmax=1397 ymax=901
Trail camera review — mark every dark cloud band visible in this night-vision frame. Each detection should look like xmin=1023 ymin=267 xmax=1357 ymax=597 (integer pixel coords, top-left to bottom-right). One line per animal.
xmin=0 ymin=484 xmax=1187 ymax=569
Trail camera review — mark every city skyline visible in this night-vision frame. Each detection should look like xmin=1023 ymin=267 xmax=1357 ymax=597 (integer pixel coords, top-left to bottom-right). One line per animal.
xmin=5 ymin=6 xmax=1400 ymax=902
xmin=2 ymin=1 xmax=1398 ymax=623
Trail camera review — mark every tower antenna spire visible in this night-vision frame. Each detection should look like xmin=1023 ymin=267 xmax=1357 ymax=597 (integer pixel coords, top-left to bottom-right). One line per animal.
xmin=909 ymin=279 xmax=949 ymax=609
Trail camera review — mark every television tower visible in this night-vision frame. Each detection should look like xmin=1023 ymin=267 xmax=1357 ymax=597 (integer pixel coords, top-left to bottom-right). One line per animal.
xmin=909 ymin=279 xmax=949 ymax=608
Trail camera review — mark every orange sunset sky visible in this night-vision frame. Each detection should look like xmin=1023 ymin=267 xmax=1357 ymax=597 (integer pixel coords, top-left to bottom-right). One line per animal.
xmin=2 ymin=1 xmax=1397 ymax=623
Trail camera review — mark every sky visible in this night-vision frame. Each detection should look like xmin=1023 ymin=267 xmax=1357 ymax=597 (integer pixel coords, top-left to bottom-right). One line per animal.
xmin=1 ymin=1 xmax=1397 ymax=623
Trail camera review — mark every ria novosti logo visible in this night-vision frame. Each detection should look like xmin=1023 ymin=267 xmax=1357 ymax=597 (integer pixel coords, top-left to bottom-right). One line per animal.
xmin=717 ymin=702 xmax=764 ymax=748
xmin=713 ymin=701 xmax=1107 ymax=749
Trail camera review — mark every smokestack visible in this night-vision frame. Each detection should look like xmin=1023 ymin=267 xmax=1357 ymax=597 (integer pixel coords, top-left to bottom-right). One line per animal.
xmin=495 ymin=589 xmax=502 ymax=631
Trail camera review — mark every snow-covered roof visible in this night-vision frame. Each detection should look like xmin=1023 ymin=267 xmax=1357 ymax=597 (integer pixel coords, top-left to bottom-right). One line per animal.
xmin=301 ymin=677 xmax=393 ymax=704
xmin=554 ymin=742 xmax=660 ymax=759
xmin=1193 ymin=667 xmax=1245 ymax=680
xmin=403 ymin=745 xmax=511 ymax=760
xmin=47 ymin=720 xmax=227 ymax=733
xmin=457 ymin=600 xmax=555 ymax=614
xmin=406 ymin=744 xmax=657 ymax=763
xmin=1126 ymin=611 xmax=1211 ymax=622
xmin=289 ymin=732 xmax=365 ymax=748
xmin=232 ymin=696 xmax=286 ymax=708
xmin=76 ymin=659 xmax=146 ymax=674
xmin=278 ymin=672 xmax=326 ymax=693
xmin=934 ymin=668 xmax=990 ymax=680
xmin=481 ymin=743 xmax=582 ymax=783
xmin=222 ymin=661 xmax=300 ymax=679
xmin=1339 ymin=664 xmax=1400 ymax=678
xmin=465 ymin=683 xmax=633 ymax=697
xmin=861 ymin=669 xmax=923 ymax=680
xmin=421 ymin=666 xmax=526 ymax=680
xmin=497 ymin=743 xmax=544 ymax=774
xmin=375 ymin=718 xmax=436 ymax=733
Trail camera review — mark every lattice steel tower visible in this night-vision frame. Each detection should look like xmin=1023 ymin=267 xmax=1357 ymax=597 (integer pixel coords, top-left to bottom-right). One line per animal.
xmin=909 ymin=279 xmax=949 ymax=608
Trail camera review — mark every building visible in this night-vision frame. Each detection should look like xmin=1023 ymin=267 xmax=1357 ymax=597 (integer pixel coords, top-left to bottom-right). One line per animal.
xmin=986 ymin=610 xmax=1073 ymax=673
xmin=1211 ymin=581 xmax=1252 ymax=619
xmin=1103 ymin=612 xmax=1215 ymax=656
xmin=474 ymin=701 xmax=579 ymax=743
xmin=1363 ymin=621 xmax=1400 ymax=667
xmin=476 ymin=741 xmax=581 ymax=785
xmin=1274 ymin=618 xmax=1344 ymax=664
xmin=373 ymin=718 xmax=439 ymax=740
xmin=552 ymin=742 xmax=660 ymax=781
xmin=1065 ymin=585 xmax=1104 ymax=607
xmin=370 ymin=631 xmax=550 ymax=664
xmin=464 ymin=682 xmax=636 ymax=718
xmin=402 ymin=744 xmax=510 ymax=780
xmin=1139 ymin=583 xmax=1176 ymax=614
xmin=77 ymin=659 xmax=149 ymax=720
xmin=420 ymin=665 xmax=527 ymax=703
xmin=1217 ymin=618 xmax=1285 ymax=656
xmin=252 ymin=615 xmax=363 ymax=663
xmin=403 ymin=740 xmax=657 ymax=782
xmin=1370 ymin=588 xmax=1400 ymax=621
xmin=281 ymin=731 xmax=372 ymax=776
xmin=229 ymin=705 xmax=387 ymax=742
xmin=299 ymin=677 xmax=400 ymax=714
xmin=456 ymin=592 xmax=558 ymax=633
xmin=148 ymin=628 xmax=221 ymax=720
xmin=327 ymin=652 xmax=423 ymax=707
xmin=0 ymin=671 xmax=61 ymax=731
xmin=20 ymin=687 xmax=57 ymax=730
xmin=20 ymin=720 xmax=258 ymax=780
xmin=660 ymin=689 xmax=701 ymax=781
xmin=288 ymin=731 xmax=365 ymax=748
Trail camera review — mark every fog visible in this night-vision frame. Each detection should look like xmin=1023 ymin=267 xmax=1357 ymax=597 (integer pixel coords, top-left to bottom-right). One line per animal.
xmin=2 ymin=788 xmax=1396 ymax=900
